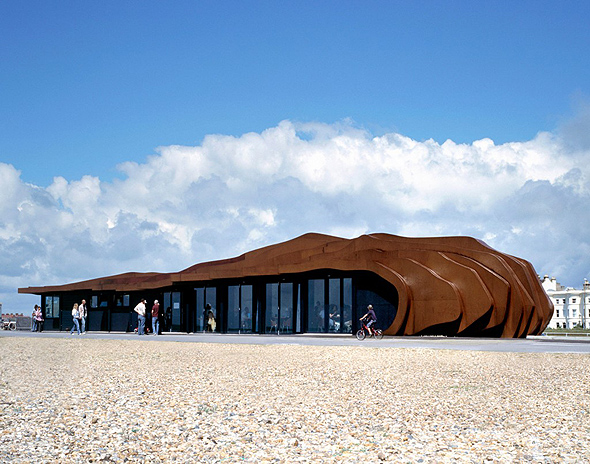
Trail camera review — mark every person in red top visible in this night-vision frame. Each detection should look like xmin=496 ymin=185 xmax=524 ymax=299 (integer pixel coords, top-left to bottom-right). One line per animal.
xmin=151 ymin=300 xmax=160 ymax=336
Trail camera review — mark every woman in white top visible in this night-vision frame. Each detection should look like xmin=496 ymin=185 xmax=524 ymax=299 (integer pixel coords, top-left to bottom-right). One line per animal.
xmin=70 ymin=303 xmax=81 ymax=335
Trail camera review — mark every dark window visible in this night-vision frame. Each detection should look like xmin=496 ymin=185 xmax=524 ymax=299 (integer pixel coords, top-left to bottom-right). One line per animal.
xmin=342 ymin=278 xmax=353 ymax=333
xmin=266 ymin=283 xmax=279 ymax=333
xmin=228 ymin=285 xmax=240 ymax=332
xmin=328 ymin=279 xmax=340 ymax=332
xmin=44 ymin=295 xmax=60 ymax=318
xmin=355 ymin=272 xmax=398 ymax=333
xmin=195 ymin=288 xmax=205 ymax=332
xmin=241 ymin=285 xmax=253 ymax=333
xmin=307 ymin=279 xmax=325 ymax=333
xmin=280 ymin=282 xmax=294 ymax=334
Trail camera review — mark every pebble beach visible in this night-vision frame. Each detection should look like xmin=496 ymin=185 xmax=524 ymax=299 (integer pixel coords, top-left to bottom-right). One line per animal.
xmin=1 ymin=336 xmax=589 ymax=463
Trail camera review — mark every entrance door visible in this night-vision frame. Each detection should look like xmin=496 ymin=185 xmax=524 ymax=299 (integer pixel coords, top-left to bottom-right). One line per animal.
xmin=264 ymin=282 xmax=295 ymax=334
xmin=307 ymin=279 xmax=325 ymax=333
xmin=241 ymin=285 xmax=253 ymax=333
xmin=227 ymin=284 xmax=254 ymax=333
xmin=265 ymin=283 xmax=279 ymax=333
xmin=163 ymin=292 xmax=182 ymax=332
xmin=306 ymin=277 xmax=352 ymax=333
xmin=280 ymin=282 xmax=293 ymax=334
xmin=194 ymin=286 xmax=218 ymax=332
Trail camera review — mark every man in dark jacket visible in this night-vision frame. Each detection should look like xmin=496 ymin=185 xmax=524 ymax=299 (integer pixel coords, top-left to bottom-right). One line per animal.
xmin=151 ymin=300 xmax=160 ymax=335
xmin=360 ymin=304 xmax=377 ymax=335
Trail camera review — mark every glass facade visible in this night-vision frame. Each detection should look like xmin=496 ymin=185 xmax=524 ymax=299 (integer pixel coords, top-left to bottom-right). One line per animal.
xmin=265 ymin=283 xmax=279 ymax=333
xmin=44 ymin=295 xmax=60 ymax=318
xmin=342 ymin=278 xmax=352 ymax=333
xmin=241 ymin=285 xmax=253 ymax=332
xmin=228 ymin=285 xmax=240 ymax=332
xmin=37 ymin=270 xmax=398 ymax=335
xmin=328 ymin=278 xmax=340 ymax=332
xmin=308 ymin=279 xmax=325 ymax=333
xmin=195 ymin=288 xmax=205 ymax=332
xmin=295 ymin=283 xmax=302 ymax=333
xmin=206 ymin=287 xmax=216 ymax=323
xmin=227 ymin=284 xmax=254 ymax=333
xmin=194 ymin=286 xmax=217 ymax=332
xmin=280 ymin=282 xmax=293 ymax=334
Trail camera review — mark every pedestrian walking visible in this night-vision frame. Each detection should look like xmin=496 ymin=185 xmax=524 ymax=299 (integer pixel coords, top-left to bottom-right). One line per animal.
xmin=134 ymin=299 xmax=147 ymax=335
xmin=31 ymin=305 xmax=38 ymax=332
xmin=79 ymin=299 xmax=88 ymax=334
xmin=70 ymin=303 xmax=81 ymax=335
xmin=151 ymin=300 xmax=160 ymax=335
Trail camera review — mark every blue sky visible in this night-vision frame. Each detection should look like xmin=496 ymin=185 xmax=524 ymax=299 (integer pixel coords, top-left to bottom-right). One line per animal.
xmin=3 ymin=1 xmax=589 ymax=185
xmin=1 ymin=1 xmax=590 ymax=311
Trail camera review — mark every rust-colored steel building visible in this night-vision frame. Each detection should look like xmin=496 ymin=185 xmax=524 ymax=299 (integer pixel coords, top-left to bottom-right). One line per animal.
xmin=19 ymin=233 xmax=553 ymax=337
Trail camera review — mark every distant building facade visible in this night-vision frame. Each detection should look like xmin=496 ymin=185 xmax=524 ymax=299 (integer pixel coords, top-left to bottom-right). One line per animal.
xmin=541 ymin=276 xmax=590 ymax=329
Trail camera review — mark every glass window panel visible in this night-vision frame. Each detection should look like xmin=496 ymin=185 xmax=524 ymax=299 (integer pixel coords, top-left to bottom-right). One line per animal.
xmin=123 ymin=295 xmax=130 ymax=307
xmin=308 ymin=279 xmax=325 ymax=333
xmin=241 ymin=285 xmax=253 ymax=332
xmin=342 ymin=278 xmax=352 ymax=333
xmin=45 ymin=296 xmax=53 ymax=318
xmin=52 ymin=296 xmax=60 ymax=318
xmin=266 ymin=283 xmax=279 ymax=333
xmin=172 ymin=292 xmax=181 ymax=326
xmin=195 ymin=288 xmax=205 ymax=332
xmin=228 ymin=285 xmax=240 ymax=332
xmin=296 ymin=284 xmax=302 ymax=333
xmin=280 ymin=283 xmax=293 ymax=334
xmin=204 ymin=287 xmax=217 ymax=332
xmin=205 ymin=288 xmax=216 ymax=315
xmin=164 ymin=293 xmax=171 ymax=320
xmin=328 ymin=279 xmax=340 ymax=332
xmin=91 ymin=296 xmax=98 ymax=308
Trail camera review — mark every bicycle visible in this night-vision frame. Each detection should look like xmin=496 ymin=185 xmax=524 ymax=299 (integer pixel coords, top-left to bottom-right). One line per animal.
xmin=356 ymin=319 xmax=383 ymax=340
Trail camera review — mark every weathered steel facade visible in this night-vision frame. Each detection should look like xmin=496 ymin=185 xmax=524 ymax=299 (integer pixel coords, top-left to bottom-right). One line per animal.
xmin=19 ymin=233 xmax=553 ymax=337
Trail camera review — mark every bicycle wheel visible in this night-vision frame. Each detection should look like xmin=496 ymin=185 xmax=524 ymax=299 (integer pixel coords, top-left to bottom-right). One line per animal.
xmin=374 ymin=329 xmax=383 ymax=340
xmin=356 ymin=329 xmax=366 ymax=341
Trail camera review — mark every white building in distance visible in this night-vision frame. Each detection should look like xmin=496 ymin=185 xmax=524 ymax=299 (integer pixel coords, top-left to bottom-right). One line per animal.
xmin=541 ymin=276 xmax=590 ymax=329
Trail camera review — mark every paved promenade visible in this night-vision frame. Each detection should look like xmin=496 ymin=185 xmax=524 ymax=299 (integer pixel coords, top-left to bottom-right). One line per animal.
xmin=2 ymin=329 xmax=590 ymax=353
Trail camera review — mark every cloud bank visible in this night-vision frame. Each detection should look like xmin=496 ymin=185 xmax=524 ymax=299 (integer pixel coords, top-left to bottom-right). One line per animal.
xmin=2 ymin=119 xmax=589 ymax=311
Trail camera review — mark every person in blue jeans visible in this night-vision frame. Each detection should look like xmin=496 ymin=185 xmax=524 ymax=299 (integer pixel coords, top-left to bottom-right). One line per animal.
xmin=70 ymin=303 xmax=81 ymax=335
xmin=79 ymin=299 xmax=88 ymax=334
xmin=31 ymin=305 xmax=38 ymax=332
xmin=151 ymin=300 xmax=160 ymax=335
xmin=134 ymin=299 xmax=147 ymax=335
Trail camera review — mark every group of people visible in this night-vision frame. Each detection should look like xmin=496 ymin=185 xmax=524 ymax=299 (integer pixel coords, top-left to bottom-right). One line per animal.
xmin=31 ymin=305 xmax=44 ymax=332
xmin=133 ymin=299 xmax=172 ymax=335
xmin=60 ymin=298 xmax=376 ymax=336
xmin=69 ymin=300 xmax=88 ymax=335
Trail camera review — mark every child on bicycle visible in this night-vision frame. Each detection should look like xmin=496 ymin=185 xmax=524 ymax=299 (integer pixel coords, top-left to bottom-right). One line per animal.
xmin=360 ymin=304 xmax=377 ymax=335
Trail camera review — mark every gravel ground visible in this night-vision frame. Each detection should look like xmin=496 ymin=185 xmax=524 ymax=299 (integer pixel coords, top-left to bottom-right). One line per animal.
xmin=1 ymin=337 xmax=589 ymax=463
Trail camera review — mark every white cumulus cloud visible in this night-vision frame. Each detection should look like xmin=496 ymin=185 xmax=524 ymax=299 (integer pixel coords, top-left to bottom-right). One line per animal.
xmin=2 ymin=118 xmax=590 ymax=312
